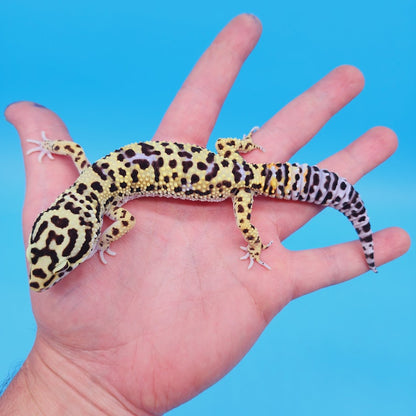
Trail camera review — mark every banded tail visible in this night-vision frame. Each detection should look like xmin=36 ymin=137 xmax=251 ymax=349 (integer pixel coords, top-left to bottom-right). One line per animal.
xmin=258 ymin=162 xmax=376 ymax=272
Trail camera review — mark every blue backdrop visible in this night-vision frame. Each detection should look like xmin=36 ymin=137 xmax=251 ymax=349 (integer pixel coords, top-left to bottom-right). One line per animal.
xmin=1 ymin=1 xmax=414 ymax=414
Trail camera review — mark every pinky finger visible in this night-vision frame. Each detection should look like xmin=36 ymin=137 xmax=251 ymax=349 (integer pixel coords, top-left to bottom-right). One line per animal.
xmin=289 ymin=227 xmax=411 ymax=299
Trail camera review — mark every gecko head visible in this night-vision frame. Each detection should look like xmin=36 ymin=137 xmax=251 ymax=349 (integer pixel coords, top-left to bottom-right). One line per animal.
xmin=26 ymin=202 xmax=100 ymax=291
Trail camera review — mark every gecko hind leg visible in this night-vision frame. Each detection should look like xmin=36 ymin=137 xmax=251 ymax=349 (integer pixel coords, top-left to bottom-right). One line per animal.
xmin=215 ymin=126 xmax=264 ymax=157
xmin=232 ymin=187 xmax=273 ymax=270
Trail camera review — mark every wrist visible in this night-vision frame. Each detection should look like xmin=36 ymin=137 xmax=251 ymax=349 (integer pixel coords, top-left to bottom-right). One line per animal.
xmin=0 ymin=336 xmax=150 ymax=416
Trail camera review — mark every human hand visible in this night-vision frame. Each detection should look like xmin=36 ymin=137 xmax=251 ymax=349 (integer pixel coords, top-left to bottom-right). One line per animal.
xmin=3 ymin=14 xmax=410 ymax=416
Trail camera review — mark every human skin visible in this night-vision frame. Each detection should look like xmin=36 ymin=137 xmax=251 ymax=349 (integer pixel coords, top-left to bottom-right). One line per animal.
xmin=0 ymin=14 xmax=410 ymax=416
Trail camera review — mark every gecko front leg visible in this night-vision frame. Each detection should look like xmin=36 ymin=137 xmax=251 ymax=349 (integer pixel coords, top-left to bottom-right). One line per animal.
xmin=27 ymin=131 xmax=90 ymax=173
xmin=96 ymin=206 xmax=136 ymax=264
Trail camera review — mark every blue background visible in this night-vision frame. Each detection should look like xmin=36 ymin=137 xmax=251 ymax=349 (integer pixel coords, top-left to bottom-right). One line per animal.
xmin=1 ymin=0 xmax=414 ymax=414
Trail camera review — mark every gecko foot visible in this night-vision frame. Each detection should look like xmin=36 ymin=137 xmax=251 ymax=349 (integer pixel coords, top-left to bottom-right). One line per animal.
xmin=26 ymin=131 xmax=54 ymax=162
xmin=239 ymin=241 xmax=273 ymax=270
xmin=99 ymin=248 xmax=117 ymax=265
xmin=243 ymin=126 xmax=265 ymax=152
xmin=244 ymin=126 xmax=260 ymax=138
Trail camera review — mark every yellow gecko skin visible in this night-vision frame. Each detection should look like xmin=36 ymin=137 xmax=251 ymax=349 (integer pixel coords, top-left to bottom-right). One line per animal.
xmin=26 ymin=130 xmax=376 ymax=291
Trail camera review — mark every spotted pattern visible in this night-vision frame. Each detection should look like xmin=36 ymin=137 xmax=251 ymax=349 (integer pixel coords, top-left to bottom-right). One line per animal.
xmin=26 ymin=132 xmax=376 ymax=291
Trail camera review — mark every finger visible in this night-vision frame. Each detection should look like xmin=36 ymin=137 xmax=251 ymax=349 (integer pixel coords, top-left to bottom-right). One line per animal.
xmin=245 ymin=65 xmax=365 ymax=163
xmin=5 ymin=101 xmax=76 ymax=225
xmin=274 ymin=126 xmax=398 ymax=239
xmin=154 ymin=14 xmax=262 ymax=144
xmin=289 ymin=227 xmax=411 ymax=299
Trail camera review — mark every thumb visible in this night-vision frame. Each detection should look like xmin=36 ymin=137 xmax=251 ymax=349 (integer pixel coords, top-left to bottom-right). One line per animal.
xmin=5 ymin=101 xmax=77 ymax=235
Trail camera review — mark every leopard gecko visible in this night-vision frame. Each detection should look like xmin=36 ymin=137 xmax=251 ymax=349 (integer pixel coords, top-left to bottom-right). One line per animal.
xmin=26 ymin=129 xmax=376 ymax=291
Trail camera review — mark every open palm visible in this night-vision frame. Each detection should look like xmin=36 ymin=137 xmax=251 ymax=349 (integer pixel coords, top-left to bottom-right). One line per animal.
xmin=6 ymin=14 xmax=409 ymax=416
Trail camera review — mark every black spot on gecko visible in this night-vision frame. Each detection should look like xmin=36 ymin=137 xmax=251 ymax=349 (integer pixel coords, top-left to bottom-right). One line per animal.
xmin=79 ymin=216 xmax=93 ymax=228
xmin=182 ymin=161 xmax=193 ymax=173
xmin=178 ymin=150 xmax=192 ymax=159
xmin=194 ymin=190 xmax=211 ymax=196
xmin=169 ymin=159 xmax=177 ymax=169
xmin=206 ymin=152 xmax=215 ymax=163
xmin=32 ymin=220 xmax=48 ymax=243
xmin=205 ymin=163 xmax=219 ymax=181
xmin=64 ymin=145 xmax=75 ymax=154
xmin=69 ymin=228 xmax=92 ymax=263
xmin=151 ymin=160 xmax=161 ymax=182
xmin=91 ymin=181 xmax=104 ymax=193
xmin=32 ymin=268 xmax=47 ymax=278
xmin=315 ymin=189 xmax=323 ymax=201
xmin=51 ymin=215 xmax=69 ymax=229
xmin=283 ymin=164 xmax=290 ymax=187
xmin=232 ymin=164 xmax=242 ymax=183
xmin=197 ymin=162 xmax=207 ymax=170
xmin=321 ymin=191 xmax=333 ymax=205
xmin=360 ymin=235 xmax=373 ymax=243
xmin=76 ymin=183 xmax=88 ymax=194
xmin=191 ymin=174 xmax=200 ymax=184
xmin=131 ymin=169 xmax=139 ymax=183
xmin=141 ymin=143 xmax=161 ymax=156
xmin=362 ymin=223 xmax=371 ymax=233
xmin=134 ymin=159 xmax=150 ymax=170
xmin=276 ymin=168 xmax=282 ymax=182
xmin=125 ymin=149 xmax=136 ymax=158
xmin=64 ymin=202 xmax=82 ymax=214
xmin=108 ymin=170 xmax=116 ymax=182
xmin=62 ymin=228 xmax=78 ymax=257
xmin=92 ymin=163 xmax=107 ymax=180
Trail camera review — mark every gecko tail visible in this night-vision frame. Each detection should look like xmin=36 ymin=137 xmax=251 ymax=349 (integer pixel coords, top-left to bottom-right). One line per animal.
xmin=259 ymin=163 xmax=377 ymax=272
